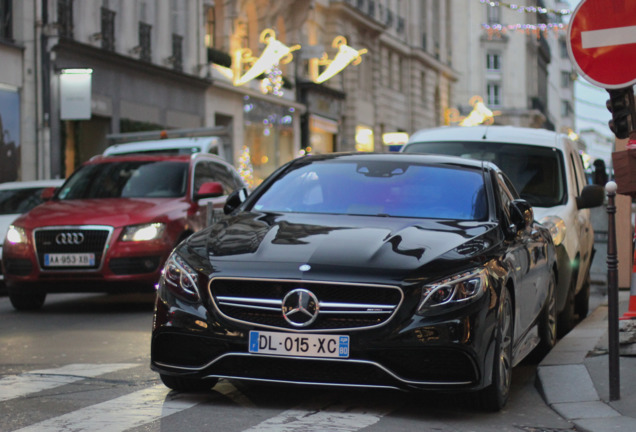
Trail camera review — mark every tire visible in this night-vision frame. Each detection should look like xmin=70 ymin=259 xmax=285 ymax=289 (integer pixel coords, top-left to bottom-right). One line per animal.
xmin=8 ymin=291 xmax=46 ymax=311
xmin=557 ymin=279 xmax=576 ymax=338
xmin=478 ymin=287 xmax=513 ymax=412
xmin=159 ymin=374 xmax=218 ymax=392
xmin=575 ymin=271 xmax=591 ymax=319
xmin=535 ymin=273 xmax=557 ymax=359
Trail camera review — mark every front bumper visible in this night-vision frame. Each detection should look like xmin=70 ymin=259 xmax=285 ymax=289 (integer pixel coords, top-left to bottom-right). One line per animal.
xmin=150 ymin=289 xmax=498 ymax=392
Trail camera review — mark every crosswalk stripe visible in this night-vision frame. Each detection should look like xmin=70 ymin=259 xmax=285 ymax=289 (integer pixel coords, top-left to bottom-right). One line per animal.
xmin=242 ymin=396 xmax=395 ymax=432
xmin=13 ymin=384 xmax=208 ymax=432
xmin=0 ymin=363 xmax=139 ymax=403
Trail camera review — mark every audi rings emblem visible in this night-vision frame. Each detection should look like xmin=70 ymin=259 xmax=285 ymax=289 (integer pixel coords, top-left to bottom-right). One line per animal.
xmin=282 ymin=289 xmax=319 ymax=327
xmin=55 ymin=232 xmax=85 ymax=245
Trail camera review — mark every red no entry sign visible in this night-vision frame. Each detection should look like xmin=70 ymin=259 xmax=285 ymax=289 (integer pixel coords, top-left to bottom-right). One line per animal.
xmin=567 ymin=0 xmax=636 ymax=89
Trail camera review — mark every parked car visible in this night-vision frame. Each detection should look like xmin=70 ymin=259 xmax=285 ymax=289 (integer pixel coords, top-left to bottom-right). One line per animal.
xmin=150 ymin=152 xmax=557 ymax=411
xmin=2 ymin=153 xmax=246 ymax=310
xmin=401 ymin=125 xmax=605 ymax=335
xmin=0 ymin=179 xmax=65 ymax=291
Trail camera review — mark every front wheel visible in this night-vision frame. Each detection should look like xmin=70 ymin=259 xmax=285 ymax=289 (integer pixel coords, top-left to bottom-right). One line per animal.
xmin=535 ymin=273 xmax=557 ymax=359
xmin=160 ymin=374 xmax=218 ymax=392
xmin=478 ymin=287 xmax=513 ymax=412
xmin=8 ymin=290 xmax=46 ymax=311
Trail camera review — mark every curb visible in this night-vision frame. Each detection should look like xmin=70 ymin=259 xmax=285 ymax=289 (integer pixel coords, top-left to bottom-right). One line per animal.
xmin=536 ymin=291 xmax=636 ymax=432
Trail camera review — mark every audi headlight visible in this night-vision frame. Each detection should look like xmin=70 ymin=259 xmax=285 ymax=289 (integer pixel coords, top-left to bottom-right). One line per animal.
xmin=122 ymin=223 xmax=165 ymax=242
xmin=539 ymin=216 xmax=566 ymax=246
xmin=417 ymin=268 xmax=488 ymax=315
xmin=161 ymin=252 xmax=200 ymax=301
xmin=6 ymin=225 xmax=27 ymax=244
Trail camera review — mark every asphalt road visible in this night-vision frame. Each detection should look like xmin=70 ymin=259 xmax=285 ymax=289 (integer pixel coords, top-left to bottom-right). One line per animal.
xmin=0 ymin=291 xmax=582 ymax=432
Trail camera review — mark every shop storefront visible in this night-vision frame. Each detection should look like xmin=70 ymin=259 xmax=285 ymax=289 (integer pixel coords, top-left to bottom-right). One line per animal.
xmin=242 ymin=96 xmax=297 ymax=185
xmin=298 ymin=81 xmax=344 ymax=154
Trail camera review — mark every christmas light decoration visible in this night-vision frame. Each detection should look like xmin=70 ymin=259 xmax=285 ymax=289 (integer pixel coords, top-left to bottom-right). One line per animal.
xmin=479 ymin=0 xmax=571 ymax=16
xmin=233 ymin=28 xmax=300 ymax=87
xmin=313 ymin=36 xmax=367 ymax=84
xmin=482 ymin=22 xmax=568 ymax=39
xmin=260 ymin=64 xmax=284 ymax=96
xmin=238 ymin=145 xmax=255 ymax=189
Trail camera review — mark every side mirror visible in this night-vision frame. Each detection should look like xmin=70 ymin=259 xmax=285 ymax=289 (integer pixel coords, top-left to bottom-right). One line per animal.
xmin=576 ymin=184 xmax=605 ymax=209
xmin=509 ymin=199 xmax=533 ymax=236
xmin=194 ymin=182 xmax=224 ymax=200
xmin=223 ymin=188 xmax=248 ymax=214
xmin=40 ymin=187 xmax=58 ymax=201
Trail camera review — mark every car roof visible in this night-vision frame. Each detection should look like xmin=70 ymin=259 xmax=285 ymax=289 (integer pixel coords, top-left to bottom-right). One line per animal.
xmin=0 ymin=179 xmax=65 ymax=190
xmin=294 ymin=152 xmax=491 ymax=170
xmin=407 ymin=125 xmax=565 ymax=149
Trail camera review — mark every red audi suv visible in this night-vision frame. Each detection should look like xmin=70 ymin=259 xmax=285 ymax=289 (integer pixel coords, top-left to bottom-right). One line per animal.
xmin=2 ymin=153 xmax=246 ymax=310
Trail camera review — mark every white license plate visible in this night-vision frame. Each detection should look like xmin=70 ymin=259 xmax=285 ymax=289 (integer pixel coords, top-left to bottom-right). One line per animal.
xmin=45 ymin=253 xmax=95 ymax=267
xmin=249 ymin=331 xmax=349 ymax=358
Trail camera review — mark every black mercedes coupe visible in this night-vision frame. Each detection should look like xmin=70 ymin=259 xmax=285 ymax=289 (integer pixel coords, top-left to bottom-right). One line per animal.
xmin=150 ymin=152 xmax=557 ymax=411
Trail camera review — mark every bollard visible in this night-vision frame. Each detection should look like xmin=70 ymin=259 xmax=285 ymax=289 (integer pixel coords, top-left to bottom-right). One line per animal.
xmin=606 ymin=181 xmax=620 ymax=401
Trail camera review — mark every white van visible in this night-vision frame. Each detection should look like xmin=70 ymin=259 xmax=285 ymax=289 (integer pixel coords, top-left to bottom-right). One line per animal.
xmin=104 ymin=136 xmax=226 ymax=159
xmin=401 ymin=125 xmax=605 ymax=335
xmin=104 ymin=126 xmax=232 ymax=161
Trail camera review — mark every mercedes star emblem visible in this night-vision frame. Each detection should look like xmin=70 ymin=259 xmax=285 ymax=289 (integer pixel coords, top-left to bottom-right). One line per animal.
xmin=282 ymin=288 xmax=319 ymax=327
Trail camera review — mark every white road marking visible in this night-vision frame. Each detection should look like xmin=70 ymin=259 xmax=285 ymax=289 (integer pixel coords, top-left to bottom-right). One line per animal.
xmin=581 ymin=26 xmax=636 ymax=49
xmin=242 ymin=396 xmax=395 ymax=432
xmin=13 ymin=385 xmax=207 ymax=432
xmin=0 ymin=363 xmax=139 ymax=402
xmin=214 ymin=380 xmax=257 ymax=408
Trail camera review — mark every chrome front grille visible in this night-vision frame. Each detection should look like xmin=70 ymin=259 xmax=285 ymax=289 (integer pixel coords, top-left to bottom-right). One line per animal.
xmin=209 ymin=277 xmax=403 ymax=332
xmin=34 ymin=226 xmax=113 ymax=271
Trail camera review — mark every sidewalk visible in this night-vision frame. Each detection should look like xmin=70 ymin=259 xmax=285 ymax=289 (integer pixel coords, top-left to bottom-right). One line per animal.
xmin=537 ymin=288 xmax=636 ymax=432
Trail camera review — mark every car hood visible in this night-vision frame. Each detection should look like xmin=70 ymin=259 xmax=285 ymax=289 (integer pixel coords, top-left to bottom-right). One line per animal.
xmin=188 ymin=212 xmax=501 ymax=280
xmin=12 ymin=198 xmax=186 ymax=229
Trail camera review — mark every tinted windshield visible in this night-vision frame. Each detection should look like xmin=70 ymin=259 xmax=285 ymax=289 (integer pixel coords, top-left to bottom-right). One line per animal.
xmin=0 ymin=187 xmax=49 ymax=215
xmin=404 ymin=141 xmax=565 ymax=207
xmin=252 ymin=160 xmax=488 ymax=221
xmin=58 ymin=161 xmax=188 ymax=199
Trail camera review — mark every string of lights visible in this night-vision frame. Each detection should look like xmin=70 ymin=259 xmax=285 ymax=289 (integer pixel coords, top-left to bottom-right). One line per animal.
xmin=478 ymin=0 xmax=572 ymax=16
xmin=482 ymin=22 xmax=568 ymax=38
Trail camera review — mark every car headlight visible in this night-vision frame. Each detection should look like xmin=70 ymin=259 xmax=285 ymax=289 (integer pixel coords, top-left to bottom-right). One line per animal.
xmin=161 ymin=252 xmax=200 ymax=301
xmin=539 ymin=216 xmax=566 ymax=246
xmin=417 ymin=268 xmax=488 ymax=315
xmin=121 ymin=223 xmax=166 ymax=242
xmin=6 ymin=225 xmax=27 ymax=244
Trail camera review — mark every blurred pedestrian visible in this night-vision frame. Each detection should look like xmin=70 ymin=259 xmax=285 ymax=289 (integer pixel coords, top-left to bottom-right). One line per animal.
xmin=593 ymin=159 xmax=608 ymax=186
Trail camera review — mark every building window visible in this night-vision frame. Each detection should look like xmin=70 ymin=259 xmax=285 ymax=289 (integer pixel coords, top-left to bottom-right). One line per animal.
xmin=0 ymin=0 xmax=12 ymax=41
xmin=139 ymin=22 xmax=152 ymax=62
xmin=57 ymin=0 xmax=74 ymax=39
xmin=561 ymin=71 xmax=571 ymax=88
xmin=487 ymin=82 xmax=501 ymax=106
xmin=487 ymin=5 xmax=501 ymax=25
xmin=397 ymin=55 xmax=403 ymax=92
xmin=205 ymin=5 xmax=215 ymax=48
xmin=486 ymin=52 xmax=501 ymax=71
xmin=421 ymin=71 xmax=427 ymax=108
xmin=172 ymin=33 xmax=183 ymax=72
xmin=561 ymin=100 xmax=572 ymax=117
xmin=559 ymin=39 xmax=569 ymax=59
xmin=101 ymin=7 xmax=116 ymax=51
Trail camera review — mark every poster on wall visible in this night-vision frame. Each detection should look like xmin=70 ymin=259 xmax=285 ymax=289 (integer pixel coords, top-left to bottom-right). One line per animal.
xmin=0 ymin=87 xmax=20 ymax=183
